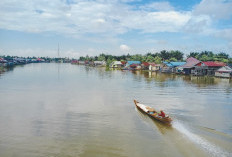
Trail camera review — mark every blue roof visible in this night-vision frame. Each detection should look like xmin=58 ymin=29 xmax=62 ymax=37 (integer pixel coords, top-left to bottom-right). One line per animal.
xmin=127 ymin=61 xmax=141 ymax=65
xmin=163 ymin=62 xmax=186 ymax=67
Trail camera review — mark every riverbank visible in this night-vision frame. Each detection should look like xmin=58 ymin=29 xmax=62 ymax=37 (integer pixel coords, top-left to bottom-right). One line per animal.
xmin=72 ymin=60 xmax=232 ymax=79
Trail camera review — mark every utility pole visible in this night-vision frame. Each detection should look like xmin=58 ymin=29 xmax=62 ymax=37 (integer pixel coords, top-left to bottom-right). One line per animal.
xmin=58 ymin=43 xmax=60 ymax=58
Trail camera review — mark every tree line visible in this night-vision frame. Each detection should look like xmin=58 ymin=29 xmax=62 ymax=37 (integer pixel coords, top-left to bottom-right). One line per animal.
xmin=0 ymin=55 xmax=71 ymax=62
xmin=79 ymin=50 xmax=232 ymax=64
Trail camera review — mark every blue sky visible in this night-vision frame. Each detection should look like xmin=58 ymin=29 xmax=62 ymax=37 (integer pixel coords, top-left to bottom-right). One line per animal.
xmin=0 ymin=0 xmax=232 ymax=58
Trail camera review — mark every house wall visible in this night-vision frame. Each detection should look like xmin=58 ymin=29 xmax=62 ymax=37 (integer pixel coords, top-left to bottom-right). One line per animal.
xmin=215 ymin=72 xmax=231 ymax=78
xmin=183 ymin=68 xmax=192 ymax=74
xmin=193 ymin=66 xmax=222 ymax=76
xmin=161 ymin=66 xmax=172 ymax=73
xmin=111 ymin=64 xmax=122 ymax=68
xmin=149 ymin=66 xmax=159 ymax=71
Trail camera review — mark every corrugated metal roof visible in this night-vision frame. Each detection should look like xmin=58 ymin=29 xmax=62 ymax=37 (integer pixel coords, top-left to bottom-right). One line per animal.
xmin=149 ymin=63 xmax=156 ymax=66
xmin=181 ymin=57 xmax=200 ymax=68
xmin=202 ymin=61 xmax=226 ymax=67
xmin=217 ymin=66 xmax=232 ymax=72
xmin=127 ymin=61 xmax=141 ymax=65
xmin=163 ymin=61 xmax=186 ymax=67
xmin=112 ymin=61 xmax=122 ymax=65
xmin=171 ymin=62 xmax=186 ymax=66
xmin=142 ymin=62 xmax=150 ymax=66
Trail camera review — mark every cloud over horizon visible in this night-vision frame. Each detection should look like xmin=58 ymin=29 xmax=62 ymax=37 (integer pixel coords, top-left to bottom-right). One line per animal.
xmin=0 ymin=0 xmax=232 ymax=57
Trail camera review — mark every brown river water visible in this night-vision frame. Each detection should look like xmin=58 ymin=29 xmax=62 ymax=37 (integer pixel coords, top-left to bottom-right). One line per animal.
xmin=0 ymin=63 xmax=232 ymax=157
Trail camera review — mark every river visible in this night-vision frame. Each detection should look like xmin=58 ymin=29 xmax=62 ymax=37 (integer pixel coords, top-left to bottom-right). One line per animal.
xmin=0 ymin=63 xmax=232 ymax=157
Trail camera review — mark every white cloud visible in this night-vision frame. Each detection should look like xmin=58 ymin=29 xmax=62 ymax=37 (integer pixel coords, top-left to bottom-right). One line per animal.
xmin=214 ymin=29 xmax=232 ymax=41
xmin=0 ymin=0 xmax=232 ymax=56
xmin=184 ymin=15 xmax=212 ymax=33
xmin=140 ymin=1 xmax=174 ymax=11
xmin=193 ymin=0 xmax=232 ymax=20
xmin=120 ymin=44 xmax=131 ymax=52
xmin=0 ymin=0 xmax=191 ymax=36
xmin=1 ymin=48 xmax=57 ymax=57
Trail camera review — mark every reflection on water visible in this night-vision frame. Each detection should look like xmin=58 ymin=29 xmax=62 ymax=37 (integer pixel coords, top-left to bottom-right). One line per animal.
xmin=0 ymin=63 xmax=232 ymax=157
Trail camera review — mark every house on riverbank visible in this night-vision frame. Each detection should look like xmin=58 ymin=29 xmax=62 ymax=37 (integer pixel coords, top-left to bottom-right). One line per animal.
xmin=180 ymin=57 xmax=201 ymax=75
xmin=93 ymin=61 xmax=106 ymax=67
xmin=71 ymin=60 xmax=79 ymax=64
xmin=193 ymin=61 xmax=226 ymax=76
xmin=123 ymin=61 xmax=141 ymax=70
xmin=110 ymin=61 xmax=123 ymax=68
xmin=215 ymin=66 xmax=232 ymax=78
xmin=126 ymin=61 xmax=141 ymax=66
xmin=148 ymin=63 xmax=161 ymax=71
xmin=141 ymin=62 xmax=150 ymax=70
xmin=162 ymin=62 xmax=186 ymax=73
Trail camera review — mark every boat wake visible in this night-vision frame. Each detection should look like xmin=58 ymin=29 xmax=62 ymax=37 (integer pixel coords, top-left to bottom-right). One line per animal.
xmin=172 ymin=121 xmax=231 ymax=157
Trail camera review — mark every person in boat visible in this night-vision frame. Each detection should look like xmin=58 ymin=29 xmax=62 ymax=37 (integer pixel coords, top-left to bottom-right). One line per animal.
xmin=148 ymin=110 xmax=156 ymax=115
xmin=158 ymin=110 xmax=166 ymax=118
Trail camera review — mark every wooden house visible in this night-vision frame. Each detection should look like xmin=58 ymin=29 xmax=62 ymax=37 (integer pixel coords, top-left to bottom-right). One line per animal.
xmin=141 ymin=62 xmax=150 ymax=70
xmin=180 ymin=57 xmax=201 ymax=75
xmin=93 ymin=61 xmax=106 ymax=67
xmin=161 ymin=62 xmax=186 ymax=73
xmin=71 ymin=60 xmax=79 ymax=64
xmin=194 ymin=61 xmax=226 ymax=76
xmin=149 ymin=63 xmax=164 ymax=71
xmin=130 ymin=64 xmax=141 ymax=70
xmin=110 ymin=61 xmax=123 ymax=68
xmin=126 ymin=61 xmax=141 ymax=67
xmin=78 ymin=61 xmax=85 ymax=65
xmin=148 ymin=63 xmax=157 ymax=71
xmin=123 ymin=61 xmax=141 ymax=70
xmin=215 ymin=66 xmax=232 ymax=78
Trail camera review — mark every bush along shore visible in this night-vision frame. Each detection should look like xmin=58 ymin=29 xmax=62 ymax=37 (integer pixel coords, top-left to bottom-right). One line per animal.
xmin=72 ymin=50 xmax=232 ymax=78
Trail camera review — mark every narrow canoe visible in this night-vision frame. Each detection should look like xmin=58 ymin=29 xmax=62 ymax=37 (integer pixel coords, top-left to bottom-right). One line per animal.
xmin=134 ymin=100 xmax=172 ymax=124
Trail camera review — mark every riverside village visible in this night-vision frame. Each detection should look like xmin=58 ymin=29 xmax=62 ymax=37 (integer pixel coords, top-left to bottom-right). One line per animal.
xmin=1 ymin=51 xmax=232 ymax=79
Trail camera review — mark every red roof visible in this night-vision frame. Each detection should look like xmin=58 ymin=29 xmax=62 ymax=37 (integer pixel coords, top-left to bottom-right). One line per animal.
xmin=121 ymin=61 xmax=126 ymax=65
xmin=203 ymin=61 xmax=226 ymax=67
xmin=130 ymin=64 xmax=138 ymax=68
xmin=149 ymin=63 xmax=156 ymax=66
xmin=142 ymin=62 xmax=150 ymax=67
xmin=71 ymin=60 xmax=78 ymax=63
xmin=181 ymin=57 xmax=200 ymax=68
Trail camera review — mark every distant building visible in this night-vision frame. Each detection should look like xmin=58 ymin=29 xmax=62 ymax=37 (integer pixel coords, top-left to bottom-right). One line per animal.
xmin=123 ymin=61 xmax=141 ymax=70
xmin=71 ymin=60 xmax=79 ymax=64
xmin=194 ymin=61 xmax=226 ymax=76
xmin=130 ymin=64 xmax=141 ymax=70
xmin=180 ymin=57 xmax=201 ymax=75
xmin=78 ymin=61 xmax=85 ymax=65
xmin=126 ymin=61 xmax=141 ymax=67
xmin=148 ymin=63 xmax=157 ymax=71
xmin=215 ymin=66 xmax=232 ymax=78
xmin=141 ymin=62 xmax=150 ymax=70
xmin=93 ymin=61 xmax=106 ymax=67
xmin=110 ymin=61 xmax=123 ymax=68
xmin=162 ymin=62 xmax=186 ymax=73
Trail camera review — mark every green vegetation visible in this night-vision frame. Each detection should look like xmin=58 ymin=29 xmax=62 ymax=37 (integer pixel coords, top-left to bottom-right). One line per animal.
xmin=79 ymin=50 xmax=232 ymax=64
xmin=79 ymin=50 xmax=184 ymax=64
xmin=0 ymin=55 xmax=72 ymax=62
xmin=188 ymin=51 xmax=231 ymax=63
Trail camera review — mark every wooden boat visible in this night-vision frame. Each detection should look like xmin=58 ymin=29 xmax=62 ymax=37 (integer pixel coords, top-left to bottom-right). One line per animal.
xmin=134 ymin=100 xmax=172 ymax=124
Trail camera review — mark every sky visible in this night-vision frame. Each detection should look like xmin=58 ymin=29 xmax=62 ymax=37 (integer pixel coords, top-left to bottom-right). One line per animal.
xmin=0 ymin=0 xmax=232 ymax=58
